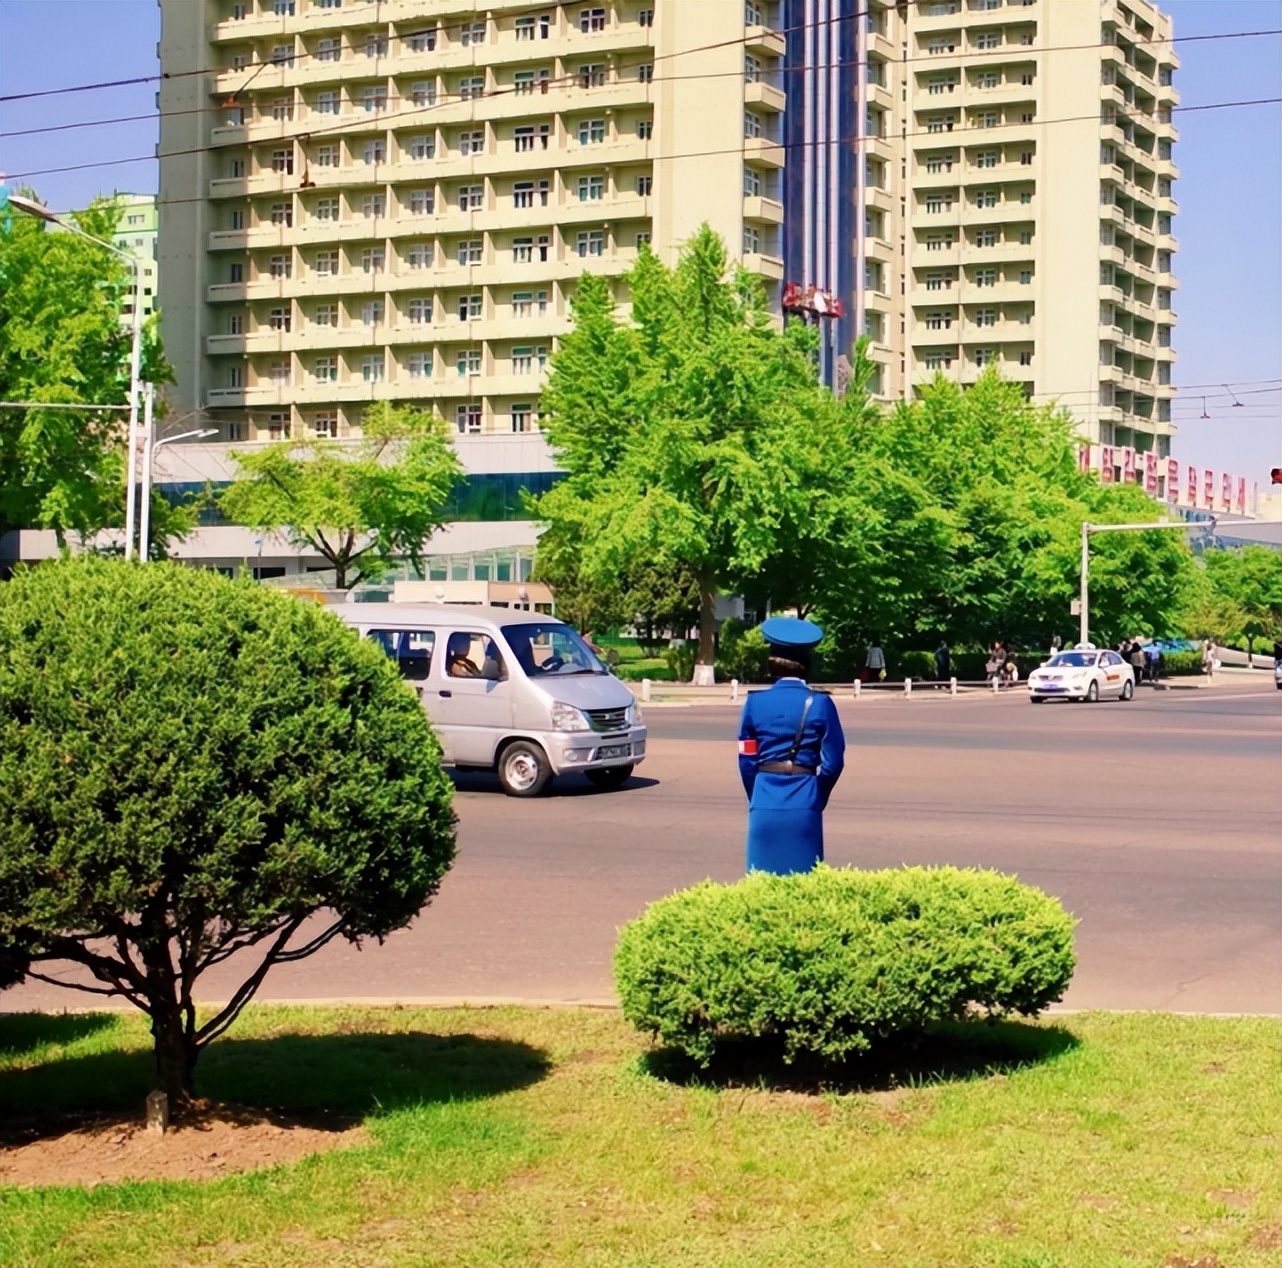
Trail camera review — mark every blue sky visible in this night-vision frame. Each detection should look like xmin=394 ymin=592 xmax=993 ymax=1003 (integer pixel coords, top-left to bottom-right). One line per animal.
xmin=1 ymin=0 xmax=1278 ymax=477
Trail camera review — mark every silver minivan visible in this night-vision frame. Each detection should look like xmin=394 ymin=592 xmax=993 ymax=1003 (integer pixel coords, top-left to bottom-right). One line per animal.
xmin=338 ymin=603 xmax=646 ymax=797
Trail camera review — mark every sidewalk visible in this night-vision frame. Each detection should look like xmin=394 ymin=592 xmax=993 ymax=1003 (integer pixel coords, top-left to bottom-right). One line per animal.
xmin=637 ymin=666 xmax=1275 ymax=707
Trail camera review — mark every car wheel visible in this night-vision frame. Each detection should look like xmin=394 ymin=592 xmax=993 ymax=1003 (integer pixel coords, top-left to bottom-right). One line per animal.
xmin=1086 ymin=680 xmax=1100 ymax=703
xmin=1030 ymin=695 xmax=1046 ymax=704
xmin=1120 ymin=680 xmax=1134 ymax=701
xmin=585 ymin=763 xmax=634 ymax=790
xmin=497 ymin=740 xmax=553 ymax=798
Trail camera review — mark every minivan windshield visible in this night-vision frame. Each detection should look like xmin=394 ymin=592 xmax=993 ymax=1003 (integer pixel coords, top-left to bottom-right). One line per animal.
xmin=502 ymin=622 xmax=608 ymax=677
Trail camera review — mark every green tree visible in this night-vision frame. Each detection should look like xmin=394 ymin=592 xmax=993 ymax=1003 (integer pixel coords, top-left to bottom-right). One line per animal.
xmin=219 ymin=402 xmax=462 ymax=589
xmin=0 ymin=558 xmax=456 ymax=1105
xmin=0 ymin=193 xmax=171 ymax=546
xmin=533 ymin=228 xmax=846 ymax=672
xmin=1199 ymin=545 xmax=1282 ymax=647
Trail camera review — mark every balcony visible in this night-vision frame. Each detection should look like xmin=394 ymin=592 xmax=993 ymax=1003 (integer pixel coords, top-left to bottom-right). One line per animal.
xmin=742 ymin=251 xmax=785 ymax=281
xmin=744 ymin=80 xmax=786 ymax=114
xmin=743 ymin=195 xmax=784 ymax=225
xmin=744 ymin=25 xmax=786 ymax=57
xmin=743 ymin=137 xmax=785 ymax=168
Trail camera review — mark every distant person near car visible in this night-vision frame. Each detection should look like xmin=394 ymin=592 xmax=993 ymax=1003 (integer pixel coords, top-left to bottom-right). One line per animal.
xmin=985 ymin=641 xmax=1007 ymax=684
xmin=934 ymin=639 xmax=951 ymax=681
xmin=863 ymin=640 xmax=886 ymax=683
xmin=1129 ymin=640 xmax=1146 ymax=684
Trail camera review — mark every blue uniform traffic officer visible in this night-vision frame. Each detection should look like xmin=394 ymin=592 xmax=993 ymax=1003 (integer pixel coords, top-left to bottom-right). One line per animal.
xmin=737 ymin=617 xmax=846 ymax=875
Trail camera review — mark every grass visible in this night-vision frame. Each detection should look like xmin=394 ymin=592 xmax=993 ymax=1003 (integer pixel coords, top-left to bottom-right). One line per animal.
xmin=1 ymin=1005 xmax=1278 ymax=1268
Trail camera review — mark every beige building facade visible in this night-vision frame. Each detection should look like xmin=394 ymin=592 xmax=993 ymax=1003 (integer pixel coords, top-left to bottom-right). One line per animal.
xmin=157 ymin=0 xmax=786 ymax=444
xmin=857 ymin=0 xmax=1178 ymax=456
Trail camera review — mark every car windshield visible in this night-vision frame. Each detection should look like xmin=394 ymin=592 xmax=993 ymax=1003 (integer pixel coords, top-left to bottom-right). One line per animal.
xmin=501 ymin=622 xmax=608 ymax=677
xmin=1049 ymin=651 xmax=1098 ymax=668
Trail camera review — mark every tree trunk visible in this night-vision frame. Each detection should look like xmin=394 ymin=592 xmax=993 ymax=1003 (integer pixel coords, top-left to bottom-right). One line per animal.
xmin=696 ymin=575 xmax=716 ymax=673
xmin=150 ymin=1005 xmax=198 ymax=1106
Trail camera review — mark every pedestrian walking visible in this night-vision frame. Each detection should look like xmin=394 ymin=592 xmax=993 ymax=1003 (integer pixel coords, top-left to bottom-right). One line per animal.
xmin=934 ymin=638 xmax=951 ymax=681
xmin=1202 ymin=639 xmax=1218 ymax=677
xmin=864 ymin=639 xmax=886 ymax=683
xmin=738 ymin=618 xmax=846 ymax=876
xmin=1049 ymin=633 xmax=1062 ymax=657
xmin=1129 ymin=639 xmax=1146 ymax=684
xmin=985 ymin=641 xmax=1007 ymax=684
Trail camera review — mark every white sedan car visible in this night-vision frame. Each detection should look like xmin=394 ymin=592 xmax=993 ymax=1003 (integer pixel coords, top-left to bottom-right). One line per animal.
xmin=1027 ymin=648 xmax=1135 ymax=703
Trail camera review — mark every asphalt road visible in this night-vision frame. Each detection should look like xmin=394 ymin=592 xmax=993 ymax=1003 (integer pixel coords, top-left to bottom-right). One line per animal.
xmin=5 ymin=677 xmax=1279 ymax=1015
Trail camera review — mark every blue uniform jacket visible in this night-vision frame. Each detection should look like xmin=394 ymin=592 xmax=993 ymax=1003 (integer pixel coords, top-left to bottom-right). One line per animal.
xmin=738 ymin=679 xmax=845 ymax=810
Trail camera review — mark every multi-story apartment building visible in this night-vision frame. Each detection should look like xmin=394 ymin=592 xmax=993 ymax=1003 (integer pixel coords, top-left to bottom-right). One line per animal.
xmin=158 ymin=0 xmax=787 ymax=445
xmin=142 ymin=0 xmax=1180 ymax=582
xmin=112 ymin=193 xmax=159 ymax=323
xmin=841 ymin=0 xmax=1178 ymax=457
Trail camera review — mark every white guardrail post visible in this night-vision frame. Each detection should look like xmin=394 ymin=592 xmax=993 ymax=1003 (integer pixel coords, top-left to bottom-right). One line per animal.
xmin=991 ymin=677 xmax=1000 ymax=695
xmin=949 ymin=676 xmax=958 ymax=696
xmin=904 ymin=677 xmax=913 ymax=698
xmin=731 ymin=678 xmax=740 ymax=701
xmin=641 ymin=678 xmax=651 ymax=702
xmin=853 ymin=679 xmax=862 ymax=700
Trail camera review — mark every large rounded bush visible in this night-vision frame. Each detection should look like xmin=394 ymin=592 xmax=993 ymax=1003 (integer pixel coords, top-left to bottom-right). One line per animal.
xmin=615 ymin=865 xmax=1076 ymax=1065
xmin=0 ymin=558 xmax=455 ymax=1098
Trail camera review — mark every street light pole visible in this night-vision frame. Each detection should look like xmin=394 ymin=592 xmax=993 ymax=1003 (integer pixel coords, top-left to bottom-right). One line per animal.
xmin=7 ymin=194 xmax=146 ymax=559
xmin=139 ymin=422 xmax=217 ymax=562
xmin=1079 ymin=519 xmax=1205 ymax=646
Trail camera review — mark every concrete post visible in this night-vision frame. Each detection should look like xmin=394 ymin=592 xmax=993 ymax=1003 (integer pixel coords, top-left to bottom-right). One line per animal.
xmin=992 ymin=677 xmax=1000 ymax=695
xmin=641 ymin=678 xmax=651 ymax=702
xmin=731 ymin=678 xmax=739 ymax=701
xmin=904 ymin=677 xmax=912 ymax=697
xmin=949 ymin=676 xmax=957 ymax=696
xmin=853 ymin=679 xmax=862 ymax=700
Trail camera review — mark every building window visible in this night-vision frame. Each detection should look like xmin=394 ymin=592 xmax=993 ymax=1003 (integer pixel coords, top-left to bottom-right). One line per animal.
xmin=926 ymin=115 xmax=955 ymax=134
xmin=411 ymin=81 xmax=437 ymax=107
xmin=636 ymin=174 xmax=653 ymax=196
xmin=513 ymin=237 xmax=534 ymax=264
xmin=576 ymin=230 xmax=605 ymax=258
xmin=409 ymin=189 xmax=434 ymax=215
xmin=577 ymin=174 xmax=605 ymax=201
xmin=362 ymin=355 xmax=385 ymax=382
xmin=974 ymin=348 xmax=996 ymax=367
xmin=1018 ymin=229 xmax=1032 ymax=245
xmin=408 ymin=134 xmax=435 ymax=160
xmin=514 ymin=68 xmax=551 ymax=95
xmin=511 ymin=403 xmax=534 ymax=432
xmin=361 ymin=248 xmax=385 ymax=274
xmin=1019 ymin=150 xmax=1034 ymax=166
xmin=361 ymin=299 xmax=384 ymax=325
xmin=459 ymin=130 xmax=485 ymax=156
xmin=317 ymin=38 xmax=340 ymax=62
xmin=515 ymin=15 xmax=537 ymax=40
xmin=925 ymin=271 xmax=951 ymax=291
xmin=407 ymin=352 xmax=431 ymax=379
xmin=269 ymin=359 xmax=290 ymax=383
xmin=458 ymin=239 xmax=483 ymax=265
xmin=924 ymin=353 xmax=953 ymax=370
xmin=974 ymin=31 xmax=1000 ymax=50
xmin=408 ymin=297 xmax=433 ymax=324
xmin=1019 ymin=268 xmax=1033 ymax=284
xmin=578 ymin=118 xmax=606 ymax=144
xmin=316 ymin=91 xmax=340 ymax=116
xmin=927 ymin=38 xmax=956 ymax=55
xmin=271 ymin=98 xmax=293 ymax=123
xmin=744 ymin=168 xmax=761 ymax=197
xmin=975 ymin=150 xmax=998 ymax=169
xmin=638 ymin=7 xmax=654 ymax=26
xmin=362 ymin=86 xmax=387 ymax=113
xmin=578 ymin=63 xmax=607 ymax=88
xmin=974 ymin=268 xmax=996 ymax=287
xmin=313 ymin=303 xmax=337 ymax=326
xmin=265 ymin=411 xmax=288 ymax=438
xmin=456 ymin=404 xmax=483 ymax=434
xmin=458 ymin=294 xmax=483 ymax=320
xmin=514 ymin=125 xmax=536 ymax=152
xmin=274 ymin=0 xmax=295 ymax=12
xmin=229 ymin=209 xmax=245 ymax=230
xmin=744 ymin=111 xmax=763 ymax=139
xmin=229 ymin=262 xmax=244 ymax=283
xmin=458 ymin=184 xmax=484 ymax=211
xmin=362 ymin=139 xmax=385 ymax=165
xmin=512 ymin=345 xmax=548 ymax=374
xmin=975 ymin=189 xmax=998 ymax=209
xmin=315 ymin=145 xmax=339 ymax=170
xmin=975 ymin=228 xmax=997 ymax=247
xmin=1018 ymin=350 xmax=1033 ymax=366
xmin=512 ymin=290 xmax=548 ymax=317
xmin=269 ymin=254 xmax=292 ymax=279
xmin=925 ymin=194 xmax=953 ymax=214
xmin=406 ymin=242 xmax=433 ymax=268
xmin=227 ymin=365 xmax=243 ymax=388
xmin=271 ymin=43 xmax=295 ymax=67
xmin=270 ymin=202 xmax=293 ymax=227
xmin=226 ymin=312 xmax=244 ymax=335
xmin=974 ymin=308 xmax=996 ymax=327
xmin=460 ymin=19 xmax=486 ymax=46
xmin=361 ymin=193 xmax=386 ymax=219
xmin=637 ymin=118 xmax=653 ymax=140
xmin=1019 ymin=190 xmax=1032 ymax=204
xmin=513 ymin=182 xmax=536 ymax=209
xmin=925 ymin=233 xmax=954 ymax=252
xmin=457 ymin=349 xmax=482 ymax=376
xmin=459 ymin=75 xmax=486 ymax=101
xmin=311 ymin=412 xmax=338 ymax=438
xmin=925 ymin=154 xmax=954 ymax=174
xmin=580 ymin=7 xmax=606 ymax=33
xmin=977 ymin=71 xmax=1000 ymax=89
xmin=976 ymin=111 xmax=999 ymax=129
xmin=928 ymin=76 xmax=956 ymax=96
xmin=314 ymin=357 xmax=338 ymax=383
xmin=638 ymin=64 xmax=653 ymax=83
xmin=364 ymin=33 xmax=388 ymax=58
xmin=925 ymin=311 xmax=953 ymax=330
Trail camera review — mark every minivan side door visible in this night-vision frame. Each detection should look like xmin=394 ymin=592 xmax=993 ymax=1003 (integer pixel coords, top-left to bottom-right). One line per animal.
xmin=429 ymin=628 xmax=515 ymax=766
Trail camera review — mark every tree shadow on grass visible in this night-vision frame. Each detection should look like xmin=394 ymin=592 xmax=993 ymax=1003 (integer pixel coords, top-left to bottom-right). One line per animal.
xmin=0 ymin=1028 xmax=550 ymax=1145
xmin=0 ymin=1011 xmax=118 ymax=1058
xmin=642 ymin=1018 xmax=1080 ymax=1095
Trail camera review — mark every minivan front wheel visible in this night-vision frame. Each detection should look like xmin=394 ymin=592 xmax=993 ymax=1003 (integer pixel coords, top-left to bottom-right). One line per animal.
xmin=497 ymin=740 xmax=552 ymax=798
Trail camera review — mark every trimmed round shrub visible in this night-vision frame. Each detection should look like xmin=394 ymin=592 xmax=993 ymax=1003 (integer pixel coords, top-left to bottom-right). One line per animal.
xmin=615 ymin=865 xmax=1076 ymax=1065
xmin=0 ymin=558 xmax=456 ymax=1100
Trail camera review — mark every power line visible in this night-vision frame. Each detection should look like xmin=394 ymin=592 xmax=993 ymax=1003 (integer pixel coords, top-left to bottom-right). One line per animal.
xmin=6 ymin=87 xmax=1273 ymax=187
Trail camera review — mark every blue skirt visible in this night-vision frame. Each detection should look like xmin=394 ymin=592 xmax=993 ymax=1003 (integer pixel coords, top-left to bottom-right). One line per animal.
xmin=745 ymin=772 xmax=824 ymax=875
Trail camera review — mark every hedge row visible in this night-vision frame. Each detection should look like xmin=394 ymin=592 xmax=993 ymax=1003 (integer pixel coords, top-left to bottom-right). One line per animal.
xmin=615 ymin=865 xmax=1076 ymax=1065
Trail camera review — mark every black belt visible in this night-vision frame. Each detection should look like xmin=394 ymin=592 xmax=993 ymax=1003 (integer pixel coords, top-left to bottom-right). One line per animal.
xmin=758 ymin=761 xmax=816 ymax=776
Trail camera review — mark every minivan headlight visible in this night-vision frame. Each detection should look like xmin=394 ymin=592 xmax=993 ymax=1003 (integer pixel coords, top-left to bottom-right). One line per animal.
xmin=551 ymin=701 xmax=589 ymax=732
xmin=627 ymin=702 xmax=643 ymax=726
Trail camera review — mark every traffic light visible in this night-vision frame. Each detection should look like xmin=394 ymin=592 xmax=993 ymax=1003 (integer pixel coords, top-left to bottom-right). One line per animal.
xmin=1272 ymin=468 xmax=1282 ymax=485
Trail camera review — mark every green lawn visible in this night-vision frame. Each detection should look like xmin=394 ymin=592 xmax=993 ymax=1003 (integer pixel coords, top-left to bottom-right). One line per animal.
xmin=2 ymin=1005 xmax=1278 ymax=1268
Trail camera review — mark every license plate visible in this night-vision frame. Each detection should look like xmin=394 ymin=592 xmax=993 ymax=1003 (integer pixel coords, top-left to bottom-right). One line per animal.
xmin=1038 ymin=686 xmax=1064 ymax=693
xmin=597 ymin=744 xmax=630 ymax=760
